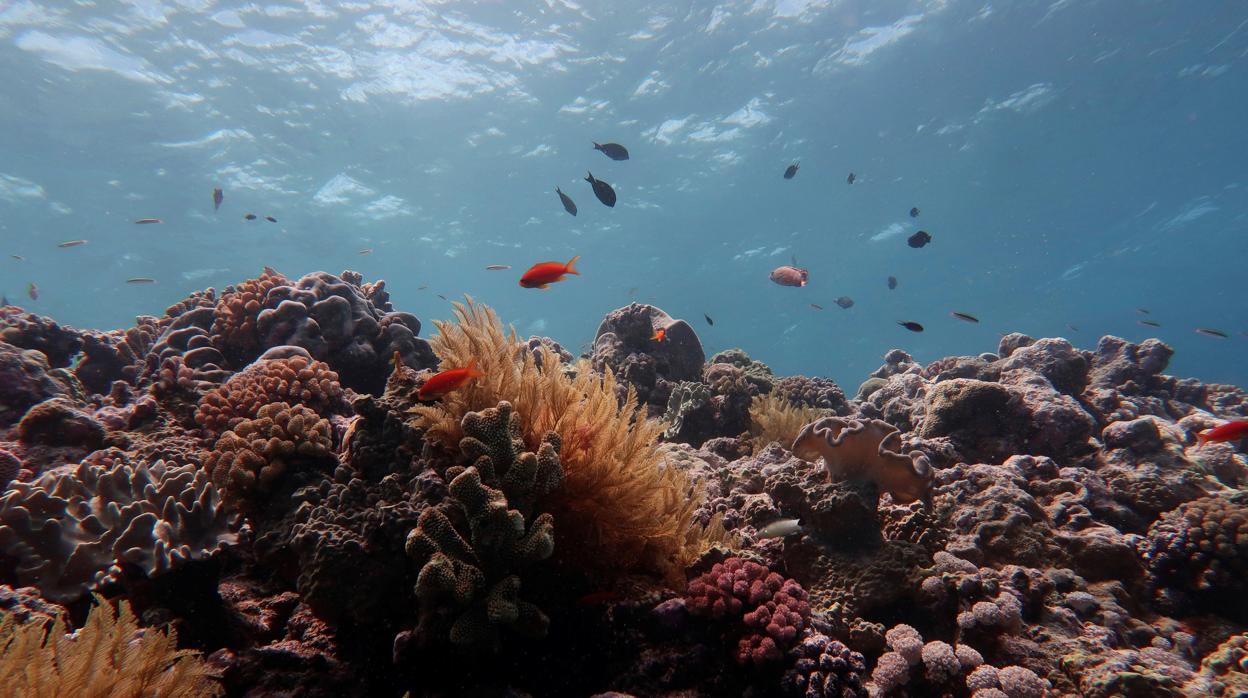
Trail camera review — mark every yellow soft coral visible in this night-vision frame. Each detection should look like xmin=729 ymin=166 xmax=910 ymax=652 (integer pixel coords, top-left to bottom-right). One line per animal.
xmin=748 ymin=394 xmax=832 ymax=455
xmin=410 ymin=297 xmax=723 ymax=581
xmin=0 ymin=596 xmax=221 ymax=697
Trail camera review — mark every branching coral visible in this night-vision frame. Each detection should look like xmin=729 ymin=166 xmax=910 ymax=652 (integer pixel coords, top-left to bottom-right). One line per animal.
xmin=791 ymin=417 xmax=933 ymax=505
xmin=409 ymin=297 xmax=723 ymax=579
xmin=748 ymin=393 xmax=831 ymax=455
xmin=202 ymin=401 xmax=336 ymax=507
xmin=405 ymin=402 xmax=562 ymax=649
xmin=0 ymin=595 xmax=221 ymax=697
xmin=194 ymin=351 xmax=345 ymax=436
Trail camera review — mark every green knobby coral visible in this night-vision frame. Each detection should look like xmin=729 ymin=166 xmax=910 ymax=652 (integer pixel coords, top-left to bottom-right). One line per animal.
xmin=405 ymin=401 xmax=563 ymax=650
xmin=456 ymin=401 xmax=563 ymax=517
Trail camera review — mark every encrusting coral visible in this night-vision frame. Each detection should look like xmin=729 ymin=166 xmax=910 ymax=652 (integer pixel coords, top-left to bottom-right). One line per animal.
xmin=405 ymin=401 xmax=561 ymax=649
xmin=0 ymin=595 xmax=221 ymax=697
xmin=408 ymin=297 xmax=724 ymax=580
xmin=791 ymin=416 xmax=933 ymax=505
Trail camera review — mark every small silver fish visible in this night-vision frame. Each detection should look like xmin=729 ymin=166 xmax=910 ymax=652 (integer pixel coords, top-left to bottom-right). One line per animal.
xmin=757 ymin=518 xmax=803 ymax=540
xmin=126 ymin=277 xmax=156 ymax=284
xmin=1195 ymin=328 xmax=1229 ymax=339
xmin=11 ymin=255 xmax=25 ymax=261
xmin=134 ymin=218 xmax=163 ymax=224
xmin=58 ymin=240 xmax=88 ymax=248
xmin=358 ymin=248 xmax=373 ymax=255
xmin=485 ymin=264 xmax=511 ymax=271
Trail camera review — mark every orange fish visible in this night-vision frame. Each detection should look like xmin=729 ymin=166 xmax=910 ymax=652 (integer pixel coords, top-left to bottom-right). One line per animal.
xmin=769 ymin=265 xmax=808 ymax=287
xmin=417 ymin=358 xmax=484 ymax=401
xmin=651 ymin=328 xmax=666 ymax=342
xmin=520 ymin=255 xmax=580 ymax=289
xmin=1196 ymin=420 xmax=1248 ymax=450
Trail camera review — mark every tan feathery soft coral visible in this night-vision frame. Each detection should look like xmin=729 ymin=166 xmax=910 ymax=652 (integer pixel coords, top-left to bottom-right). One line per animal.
xmin=0 ymin=595 xmax=221 ymax=697
xmin=210 ymin=267 xmax=289 ymax=364
xmin=748 ymin=393 xmax=832 ymax=455
xmin=203 ymin=402 xmax=336 ymax=506
xmin=791 ymin=416 xmax=933 ymax=505
xmin=194 ymin=354 xmax=344 ymax=436
xmin=409 ymin=297 xmax=726 ymax=582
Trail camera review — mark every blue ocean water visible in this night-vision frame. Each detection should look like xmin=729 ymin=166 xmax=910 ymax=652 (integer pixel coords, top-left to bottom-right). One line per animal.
xmin=1 ymin=1 xmax=1245 ymax=391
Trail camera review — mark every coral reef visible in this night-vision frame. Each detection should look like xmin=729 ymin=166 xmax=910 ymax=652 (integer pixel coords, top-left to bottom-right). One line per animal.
xmin=0 ymin=271 xmax=1246 ymax=697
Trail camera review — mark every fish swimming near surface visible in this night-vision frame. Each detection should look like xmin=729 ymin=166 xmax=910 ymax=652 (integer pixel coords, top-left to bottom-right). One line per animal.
xmin=213 ymin=188 xmax=223 ymax=211
xmin=27 ymin=283 xmax=37 ymax=300
xmin=1136 ymin=308 xmax=1150 ymax=315
xmin=907 ymin=230 xmax=932 ymax=248
xmin=898 ymin=321 xmax=924 ymax=332
xmin=57 ymin=240 xmax=87 ymax=248
xmin=436 ymin=294 xmax=448 ymax=301
xmin=265 ymin=216 xmax=277 ymax=223
xmin=769 ymin=265 xmax=808 ymax=287
xmin=485 ymin=265 xmax=511 ymax=271
xmin=1138 ymin=320 xmax=1161 ymax=328
xmin=126 ymin=277 xmax=156 ymax=284
xmin=846 ymin=172 xmax=855 ymax=184
xmin=910 ymin=207 xmax=920 ymax=217
xmin=592 ymin=142 xmax=630 ymax=161
xmin=1067 ymin=324 xmax=1079 ymax=332
xmin=585 ymin=172 xmax=616 ymax=207
xmin=810 ymin=303 xmax=824 ymax=310
xmin=417 ymin=285 xmax=428 ymax=290
xmin=651 ymin=328 xmax=666 ymax=342
xmin=244 ymin=213 xmax=257 ymax=220
xmin=134 ymin=218 xmax=162 ymax=224
xmin=11 ymin=255 xmax=24 ymax=261
xmin=888 ymin=275 xmax=898 ymax=290
xmin=417 ymin=358 xmax=485 ymax=401
xmin=704 ymin=313 xmax=714 ymax=326
xmin=520 ymin=255 xmax=580 ymax=289
xmin=835 ymin=297 xmax=854 ymax=309
xmin=358 ymin=248 xmax=373 ymax=255
xmin=556 ymin=187 xmax=578 ymax=216
xmin=783 ymin=162 xmax=799 ymax=179
xmin=1196 ymin=420 xmax=1248 ymax=450
xmin=950 ymin=311 xmax=979 ymax=323
xmin=1195 ymin=328 xmax=1229 ymax=339
xmin=756 ymin=518 xmax=803 ymax=540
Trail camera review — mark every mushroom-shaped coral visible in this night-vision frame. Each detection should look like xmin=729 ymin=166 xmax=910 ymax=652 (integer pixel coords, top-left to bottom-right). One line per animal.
xmin=791 ymin=417 xmax=933 ymax=504
xmin=202 ymin=402 xmax=336 ymax=507
xmin=194 ymin=351 xmax=345 ymax=436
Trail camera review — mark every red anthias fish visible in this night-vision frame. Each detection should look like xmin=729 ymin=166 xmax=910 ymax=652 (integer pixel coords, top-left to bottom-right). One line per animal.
xmin=417 ymin=358 xmax=484 ymax=401
xmin=1196 ymin=420 xmax=1248 ymax=450
xmin=769 ymin=265 xmax=808 ymax=287
xmin=651 ymin=328 xmax=666 ymax=342
xmin=520 ymin=256 xmax=580 ymax=289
